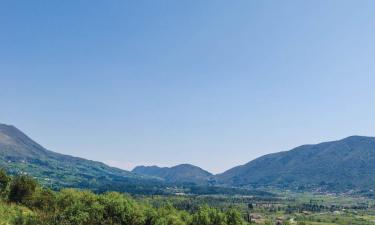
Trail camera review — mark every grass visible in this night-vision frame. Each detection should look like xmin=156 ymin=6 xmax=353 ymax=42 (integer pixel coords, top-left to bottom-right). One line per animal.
xmin=0 ymin=201 xmax=32 ymax=225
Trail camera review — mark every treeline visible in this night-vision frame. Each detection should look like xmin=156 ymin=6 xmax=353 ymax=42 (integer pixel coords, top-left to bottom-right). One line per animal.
xmin=0 ymin=169 xmax=249 ymax=225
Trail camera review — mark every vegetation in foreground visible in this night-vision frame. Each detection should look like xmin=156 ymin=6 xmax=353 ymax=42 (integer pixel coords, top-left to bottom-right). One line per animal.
xmin=1 ymin=169 xmax=375 ymax=225
xmin=0 ymin=169 xmax=249 ymax=225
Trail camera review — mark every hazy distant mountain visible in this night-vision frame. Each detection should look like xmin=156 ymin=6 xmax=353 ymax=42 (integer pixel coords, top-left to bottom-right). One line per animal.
xmin=133 ymin=164 xmax=213 ymax=184
xmin=217 ymin=136 xmax=375 ymax=191
xmin=4 ymin=122 xmax=375 ymax=193
xmin=0 ymin=123 xmax=162 ymax=193
xmin=0 ymin=123 xmax=273 ymax=196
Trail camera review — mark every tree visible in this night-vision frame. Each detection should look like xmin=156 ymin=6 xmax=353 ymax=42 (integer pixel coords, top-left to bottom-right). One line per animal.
xmin=151 ymin=204 xmax=189 ymax=225
xmin=191 ymin=206 xmax=211 ymax=225
xmin=191 ymin=206 xmax=226 ymax=225
xmin=8 ymin=175 xmax=37 ymax=204
xmin=99 ymin=192 xmax=145 ymax=225
xmin=53 ymin=189 xmax=104 ymax=225
xmin=30 ymin=188 xmax=55 ymax=210
xmin=0 ymin=169 xmax=10 ymax=194
xmin=225 ymin=208 xmax=244 ymax=225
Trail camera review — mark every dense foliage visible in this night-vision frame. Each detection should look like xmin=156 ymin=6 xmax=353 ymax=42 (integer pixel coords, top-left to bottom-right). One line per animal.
xmin=1 ymin=171 xmax=375 ymax=225
xmin=0 ymin=170 xmax=249 ymax=225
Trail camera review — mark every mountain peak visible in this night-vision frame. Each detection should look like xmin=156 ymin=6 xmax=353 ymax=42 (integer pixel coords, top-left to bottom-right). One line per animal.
xmin=217 ymin=135 xmax=375 ymax=190
xmin=0 ymin=123 xmax=149 ymax=192
xmin=0 ymin=123 xmax=15 ymax=128
xmin=133 ymin=164 xmax=212 ymax=184
xmin=0 ymin=123 xmax=25 ymax=138
xmin=341 ymin=135 xmax=375 ymax=141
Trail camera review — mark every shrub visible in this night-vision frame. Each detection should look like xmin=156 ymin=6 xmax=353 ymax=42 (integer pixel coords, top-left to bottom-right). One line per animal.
xmin=8 ymin=175 xmax=37 ymax=204
xmin=0 ymin=169 xmax=10 ymax=196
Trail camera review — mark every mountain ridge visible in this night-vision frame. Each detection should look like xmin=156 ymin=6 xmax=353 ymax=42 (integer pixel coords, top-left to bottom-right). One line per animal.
xmin=132 ymin=163 xmax=213 ymax=184
xmin=0 ymin=123 xmax=165 ymax=194
xmin=2 ymin=123 xmax=375 ymax=192
xmin=216 ymin=135 xmax=375 ymax=191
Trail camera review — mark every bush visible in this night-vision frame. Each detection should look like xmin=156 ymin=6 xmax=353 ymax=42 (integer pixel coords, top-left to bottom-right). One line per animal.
xmin=0 ymin=169 xmax=10 ymax=196
xmin=151 ymin=204 xmax=190 ymax=225
xmin=8 ymin=175 xmax=37 ymax=204
xmin=225 ymin=208 xmax=245 ymax=225
xmin=0 ymin=170 xmax=250 ymax=225
xmin=52 ymin=189 xmax=104 ymax=225
xmin=29 ymin=188 xmax=55 ymax=210
xmin=99 ymin=192 xmax=145 ymax=225
xmin=192 ymin=206 xmax=227 ymax=225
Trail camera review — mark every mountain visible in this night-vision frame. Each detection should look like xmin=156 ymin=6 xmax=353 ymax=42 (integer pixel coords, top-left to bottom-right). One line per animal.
xmin=133 ymin=164 xmax=213 ymax=184
xmin=217 ymin=136 xmax=375 ymax=191
xmin=4 ymin=122 xmax=375 ymax=193
xmin=0 ymin=123 xmax=274 ymax=196
xmin=0 ymin=123 xmax=163 ymax=193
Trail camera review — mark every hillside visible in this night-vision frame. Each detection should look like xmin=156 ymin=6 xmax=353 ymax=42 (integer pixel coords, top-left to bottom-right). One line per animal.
xmin=3 ymin=122 xmax=375 ymax=193
xmin=0 ymin=123 xmax=162 ymax=193
xmin=132 ymin=164 xmax=213 ymax=184
xmin=216 ymin=136 xmax=375 ymax=191
xmin=0 ymin=123 xmax=275 ymax=196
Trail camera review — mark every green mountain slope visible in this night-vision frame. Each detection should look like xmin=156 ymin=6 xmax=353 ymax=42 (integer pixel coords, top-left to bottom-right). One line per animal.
xmin=0 ymin=123 xmax=275 ymax=196
xmin=0 ymin=123 xmax=162 ymax=193
xmin=132 ymin=164 xmax=213 ymax=184
xmin=4 ymin=122 xmax=375 ymax=193
xmin=216 ymin=136 xmax=375 ymax=191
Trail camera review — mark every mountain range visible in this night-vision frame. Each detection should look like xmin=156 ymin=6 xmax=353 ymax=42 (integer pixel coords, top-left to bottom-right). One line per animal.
xmin=1 ymin=123 xmax=375 ymax=193
xmin=0 ymin=123 xmax=165 ymax=194
xmin=132 ymin=164 xmax=213 ymax=184
xmin=216 ymin=136 xmax=375 ymax=191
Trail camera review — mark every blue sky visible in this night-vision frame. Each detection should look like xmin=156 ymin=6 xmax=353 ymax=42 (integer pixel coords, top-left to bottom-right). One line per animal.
xmin=1 ymin=0 xmax=375 ymax=173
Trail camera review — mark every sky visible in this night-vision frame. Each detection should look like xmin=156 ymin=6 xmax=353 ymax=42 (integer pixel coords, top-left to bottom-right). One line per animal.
xmin=1 ymin=1 xmax=375 ymax=174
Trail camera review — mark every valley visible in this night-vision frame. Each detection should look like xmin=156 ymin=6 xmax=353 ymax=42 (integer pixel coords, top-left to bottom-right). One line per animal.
xmin=2 ymin=123 xmax=375 ymax=224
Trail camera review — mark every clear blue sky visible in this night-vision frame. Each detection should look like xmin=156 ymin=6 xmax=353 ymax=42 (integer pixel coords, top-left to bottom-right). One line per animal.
xmin=1 ymin=1 xmax=375 ymax=173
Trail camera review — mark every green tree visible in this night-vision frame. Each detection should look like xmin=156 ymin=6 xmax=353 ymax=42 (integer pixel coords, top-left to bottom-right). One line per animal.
xmin=8 ymin=175 xmax=37 ymax=204
xmin=53 ymin=189 xmax=104 ymax=225
xmin=191 ymin=206 xmax=226 ymax=225
xmin=207 ymin=207 xmax=226 ymax=225
xmin=99 ymin=192 xmax=145 ymax=225
xmin=192 ymin=206 xmax=211 ymax=225
xmin=225 ymin=208 xmax=244 ymax=225
xmin=152 ymin=204 xmax=189 ymax=225
xmin=0 ymin=169 xmax=10 ymax=195
xmin=30 ymin=188 xmax=55 ymax=210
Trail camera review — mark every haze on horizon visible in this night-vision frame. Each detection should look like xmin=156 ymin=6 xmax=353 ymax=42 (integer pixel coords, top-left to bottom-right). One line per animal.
xmin=1 ymin=1 xmax=375 ymax=174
